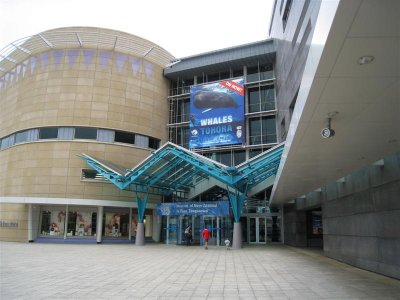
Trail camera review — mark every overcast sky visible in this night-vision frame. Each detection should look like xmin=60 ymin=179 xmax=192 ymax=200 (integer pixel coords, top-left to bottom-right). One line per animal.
xmin=0 ymin=0 xmax=274 ymax=58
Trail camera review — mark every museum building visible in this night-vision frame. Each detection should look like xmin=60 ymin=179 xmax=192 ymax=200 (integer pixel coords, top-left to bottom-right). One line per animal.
xmin=0 ymin=0 xmax=399 ymax=279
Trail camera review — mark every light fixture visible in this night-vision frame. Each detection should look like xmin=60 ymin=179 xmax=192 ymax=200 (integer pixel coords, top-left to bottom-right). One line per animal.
xmin=321 ymin=112 xmax=338 ymax=139
xmin=358 ymin=55 xmax=374 ymax=65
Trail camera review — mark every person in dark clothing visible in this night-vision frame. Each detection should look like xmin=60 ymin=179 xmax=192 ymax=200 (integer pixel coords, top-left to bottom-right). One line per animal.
xmin=184 ymin=226 xmax=192 ymax=246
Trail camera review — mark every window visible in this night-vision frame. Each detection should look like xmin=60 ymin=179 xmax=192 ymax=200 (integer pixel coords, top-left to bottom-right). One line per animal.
xmin=148 ymin=137 xmax=160 ymax=150
xmin=39 ymin=127 xmax=58 ymax=139
xmin=280 ymin=118 xmax=286 ymax=140
xmin=248 ymin=85 xmax=275 ymax=113
xmin=234 ymin=150 xmax=246 ymax=166
xmin=169 ymin=126 xmax=189 ymax=148
xmin=247 ymin=66 xmax=259 ymax=83
xmin=249 ymin=148 xmax=262 ymax=158
xmin=220 ymin=71 xmax=230 ymax=80
xmin=207 ymin=73 xmax=219 ymax=82
xmin=114 ymin=131 xmax=135 ymax=145
xmin=248 ymin=87 xmax=260 ymax=113
xmin=289 ymin=88 xmax=299 ymax=124
xmin=58 ymin=127 xmax=74 ymax=140
xmin=0 ymin=135 xmax=15 ymax=149
xmin=82 ymin=169 xmax=99 ymax=180
xmin=74 ymin=127 xmax=97 ymax=140
xmin=97 ymin=129 xmax=114 ymax=142
xmin=135 ymin=134 xmax=149 ymax=148
xmin=196 ymin=74 xmax=204 ymax=84
xmin=233 ymin=68 xmax=243 ymax=78
xmin=249 ymin=116 xmax=277 ymax=145
xmin=260 ymin=85 xmax=275 ymax=111
xmin=282 ymin=0 xmax=293 ymax=31
xmin=216 ymin=151 xmax=232 ymax=166
xmin=170 ymin=98 xmax=190 ymax=124
xmin=259 ymin=65 xmax=273 ymax=81
xmin=15 ymin=131 xmax=28 ymax=144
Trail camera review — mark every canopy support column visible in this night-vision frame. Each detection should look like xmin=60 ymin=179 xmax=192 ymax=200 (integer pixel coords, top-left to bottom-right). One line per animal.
xmin=227 ymin=185 xmax=248 ymax=249
xmin=135 ymin=187 xmax=150 ymax=246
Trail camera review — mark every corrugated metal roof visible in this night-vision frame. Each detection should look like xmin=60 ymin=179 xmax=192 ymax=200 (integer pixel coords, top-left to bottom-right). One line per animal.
xmin=163 ymin=39 xmax=275 ymax=79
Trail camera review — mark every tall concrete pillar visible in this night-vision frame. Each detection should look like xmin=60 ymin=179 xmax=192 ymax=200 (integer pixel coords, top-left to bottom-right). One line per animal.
xmin=28 ymin=204 xmax=33 ymax=242
xmin=135 ymin=222 xmax=145 ymax=246
xmin=232 ymin=222 xmax=242 ymax=249
xmin=128 ymin=208 xmax=132 ymax=241
xmin=64 ymin=206 xmax=69 ymax=240
xmin=96 ymin=206 xmax=103 ymax=244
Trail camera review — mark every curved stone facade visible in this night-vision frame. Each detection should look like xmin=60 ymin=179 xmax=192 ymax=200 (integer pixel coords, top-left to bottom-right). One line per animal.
xmin=0 ymin=27 xmax=174 ymax=242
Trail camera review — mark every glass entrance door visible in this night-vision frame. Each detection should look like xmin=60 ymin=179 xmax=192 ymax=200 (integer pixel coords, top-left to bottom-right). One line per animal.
xmin=249 ymin=217 xmax=266 ymax=244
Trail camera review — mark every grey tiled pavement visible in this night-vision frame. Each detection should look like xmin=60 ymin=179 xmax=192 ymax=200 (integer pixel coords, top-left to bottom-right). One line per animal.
xmin=1 ymin=242 xmax=399 ymax=299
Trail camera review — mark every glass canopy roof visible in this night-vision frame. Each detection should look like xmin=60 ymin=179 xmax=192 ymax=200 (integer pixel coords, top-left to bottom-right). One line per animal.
xmin=79 ymin=142 xmax=284 ymax=196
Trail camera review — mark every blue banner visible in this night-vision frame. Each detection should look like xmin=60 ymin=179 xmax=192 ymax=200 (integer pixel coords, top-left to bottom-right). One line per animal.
xmin=157 ymin=201 xmax=230 ymax=216
xmin=189 ymin=78 xmax=245 ymax=149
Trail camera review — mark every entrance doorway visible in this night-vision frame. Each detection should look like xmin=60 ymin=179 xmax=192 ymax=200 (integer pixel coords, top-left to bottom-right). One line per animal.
xmin=249 ymin=217 xmax=266 ymax=244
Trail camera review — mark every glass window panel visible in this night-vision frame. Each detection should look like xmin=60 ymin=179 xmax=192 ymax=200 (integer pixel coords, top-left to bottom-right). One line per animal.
xmin=207 ymin=73 xmax=219 ymax=82
xmin=148 ymin=138 xmax=160 ymax=149
xmin=196 ymin=75 xmax=204 ymax=84
xmin=249 ymin=148 xmax=262 ymax=158
xmin=136 ymin=134 xmax=149 ymax=148
xmin=262 ymin=116 xmax=277 ymax=144
xmin=74 ymin=127 xmax=97 ymax=140
xmin=97 ymin=129 xmax=114 ymax=142
xmin=247 ymin=66 xmax=259 ymax=83
xmin=260 ymin=85 xmax=275 ymax=111
xmin=26 ymin=129 xmax=39 ymax=141
xmin=169 ymin=127 xmax=177 ymax=144
xmin=220 ymin=71 xmax=230 ymax=80
xmin=219 ymin=151 xmax=232 ymax=166
xmin=249 ymin=118 xmax=262 ymax=145
xmin=114 ymin=131 xmax=135 ymax=144
xmin=182 ymin=127 xmax=189 ymax=148
xmin=248 ymin=87 xmax=261 ymax=113
xmin=183 ymin=99 xmax=190 ymax=122
xmin=234 ymin=150 xmax=246 ymax=166
xmin=58 ymin=127 xmax=74 ymax=140
xmin=40 ymin=208 xmax=65 ymax=236
xmin=260 ymin=64 xmax=273 ymax=81
xmin=15 ymin=131 xmax=28 ymax=144
xmin=1 ymin=135 xmax=15 ymax=149
xmin=39 ymin=127 xmax=58 ymax=139
xmin=233 ymin=68 xmax=243 ymax=77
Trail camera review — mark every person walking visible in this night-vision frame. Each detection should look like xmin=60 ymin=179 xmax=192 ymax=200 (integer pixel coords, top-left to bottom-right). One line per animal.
xmin=184 ymin=225 xmax=192 ymax=246
xmin=202 ymin=226 xmax=210 ymax=250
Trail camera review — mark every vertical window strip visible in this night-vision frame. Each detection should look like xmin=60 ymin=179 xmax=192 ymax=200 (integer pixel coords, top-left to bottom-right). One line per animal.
xmin=135 ymin=134 xmax=149 ymax=148
xmin=58 ymin=127 xmax=74 ymax=140
xmin=97 ymin=129 xmax=115 ymax=143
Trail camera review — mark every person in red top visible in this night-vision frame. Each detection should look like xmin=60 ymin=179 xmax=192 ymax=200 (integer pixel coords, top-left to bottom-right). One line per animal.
xmin=202 ymin=227 xmax=211 ymax=250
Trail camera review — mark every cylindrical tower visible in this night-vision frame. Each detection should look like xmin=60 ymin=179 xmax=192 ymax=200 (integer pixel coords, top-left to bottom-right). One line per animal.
xmin=0 ymin=27 xmax=174 ymax=242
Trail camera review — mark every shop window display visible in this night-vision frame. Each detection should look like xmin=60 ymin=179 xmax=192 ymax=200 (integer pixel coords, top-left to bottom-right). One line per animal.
xmin=40 ymin=208 xmax=66 ymax=236
xmin=75 ymin=211 xmax=95 ymax=236
xmin=105 ymin=213 xmax=122 ymax=237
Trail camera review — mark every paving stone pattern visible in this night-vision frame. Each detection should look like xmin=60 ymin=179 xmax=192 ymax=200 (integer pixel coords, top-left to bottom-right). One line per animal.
xmin=1 ymin=242 xmax=399 ymax=299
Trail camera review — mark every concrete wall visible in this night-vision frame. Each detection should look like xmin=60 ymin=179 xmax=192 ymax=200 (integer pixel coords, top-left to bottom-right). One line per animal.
xmin=283 ymin=203 xmax=307 ymax=247
xmin=285 ymin=152 xmax=400 ymax=278
xmin=269 ymin=0 xmax=321 ymax=141
xmin=0 ymin=204 xmax=28 ymax=242
xmin=323 ymin=152 xmax=400 ymax=279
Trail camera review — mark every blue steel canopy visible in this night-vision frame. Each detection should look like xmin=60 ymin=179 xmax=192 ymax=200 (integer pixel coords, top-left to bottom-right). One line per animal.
xmin=78 ymin=142 xmax=284 ymax=195
xmin=79 ymin=142 xmax=284 ymax=223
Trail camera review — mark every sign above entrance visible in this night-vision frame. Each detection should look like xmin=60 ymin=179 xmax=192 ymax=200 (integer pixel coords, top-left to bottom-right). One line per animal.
xmin=157 ymin=201 xmax=229 ymax=216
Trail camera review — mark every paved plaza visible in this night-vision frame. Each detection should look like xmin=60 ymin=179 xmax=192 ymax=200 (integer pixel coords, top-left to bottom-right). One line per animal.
xmin=0 ymin=242 xmax=399 ymax=299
